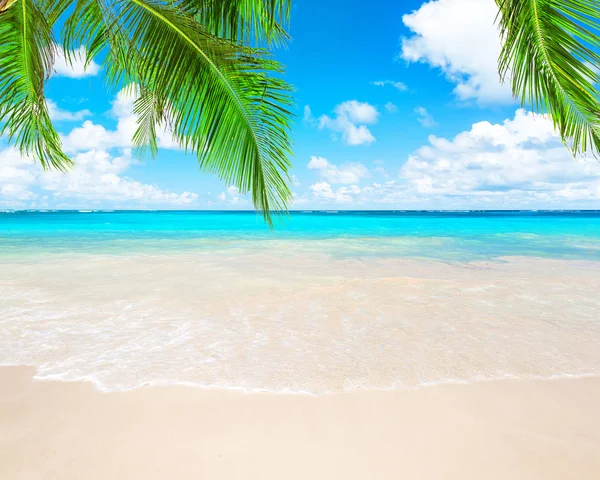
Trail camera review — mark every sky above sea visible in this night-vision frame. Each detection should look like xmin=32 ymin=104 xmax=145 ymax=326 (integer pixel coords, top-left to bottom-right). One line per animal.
xmin=1 ymin=0 xmax=599 ymax=211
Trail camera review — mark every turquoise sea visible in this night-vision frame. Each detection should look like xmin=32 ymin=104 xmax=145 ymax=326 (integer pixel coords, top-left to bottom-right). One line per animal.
xmin=1 ymin=210 xmax=600 ymax=261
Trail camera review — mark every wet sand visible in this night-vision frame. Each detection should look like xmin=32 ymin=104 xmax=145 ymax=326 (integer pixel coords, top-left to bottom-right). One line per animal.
xmin=1 ymin=366 xmax=599 ymax=480
xmin=2 ymin=254 xmax=600 ymax=393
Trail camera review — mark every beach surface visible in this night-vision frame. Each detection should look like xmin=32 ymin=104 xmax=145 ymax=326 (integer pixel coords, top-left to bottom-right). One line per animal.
xmin=2 ymin=253 xmax=600 ymax=393
xmin=1 ymin=366 xmax=600 ymax=480
xmin=2 ymin=212 xmax=600 ymax=478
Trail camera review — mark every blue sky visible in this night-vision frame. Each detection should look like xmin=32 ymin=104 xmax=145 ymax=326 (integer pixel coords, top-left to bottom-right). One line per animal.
xmin=1 ymin=0 xmax=599 ymax=210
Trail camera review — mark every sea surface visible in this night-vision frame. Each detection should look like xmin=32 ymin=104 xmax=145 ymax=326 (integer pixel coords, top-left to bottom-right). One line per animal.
xmin=1 ymin=210 xmax=600 ymax=393
xmin=2 ymin=210 xmax=600 ymax=260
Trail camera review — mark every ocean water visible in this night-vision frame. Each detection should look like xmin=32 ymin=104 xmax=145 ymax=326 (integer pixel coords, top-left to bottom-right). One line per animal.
xmin=1 ymin=210 xmax=600 ymax=394
xmin=1 ymin=210 xmax=600 ymax=261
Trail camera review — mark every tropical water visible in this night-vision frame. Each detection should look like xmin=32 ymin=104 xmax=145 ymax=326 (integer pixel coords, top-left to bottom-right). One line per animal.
xmin=2 ymin=210 xmax=600 ymax=260
xmin=1 ymin=211 xmax=600 ymax=393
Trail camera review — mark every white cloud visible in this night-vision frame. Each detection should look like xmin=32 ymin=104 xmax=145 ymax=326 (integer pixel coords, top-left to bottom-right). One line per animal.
xmin=61 ymin=86 xmax=180 ymax=152
xmin=42 ymin=150 xmax=197 ymax=206
xmin=53 ymin=46 xmax=101 ymax=79
xmin=303 ymin=105 xmax=314 ymax=123
xmin=310 ymin=182 xmax=361 ymax=203
xmin=398 ymin=109 xmax=600 ymax=204
xmin=306 ymin=110 xmax=600 ymax=208
xmin=400 ymin=0 xmax=511 ymax=104
xmin=0 ymin=146 xmax=198 ymax=208
xmin=385 ymin=102 xmax=398 ymax=113
xmin=375 ymin=166 xmax=391 ymax=178
xmin=334 ymin=100 xmax=379 ymax=124
xmin=318 ymin=100 xmax=379 ymax=146
xmin=217 ymin=185 xmax=248 ymax=205
xmin=371 ymin=80 xmax=408 ymax=91
xmin=307 ymin=156 xmax=329 ymax=170
xmin=47 ymin=100 xmax=92 ymax=122
xmin=415 ymin=106 xmax=437 ymax=127
xmin=291 ymin=192 xmax=309 ymax=205
xmin=307 ymin=156 xmax=370 ymax=185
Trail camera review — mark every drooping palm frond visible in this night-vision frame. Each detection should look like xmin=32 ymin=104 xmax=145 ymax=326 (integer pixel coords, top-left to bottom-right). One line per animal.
xmin=496 ymin=0 xmax=600 ymax=157
xmin=190 ymin=0 xmax=291 ymax=46
xmin=0 ymin=0 xmax=71 ymax=170
xmin=62 ymin=0 xmax=293 ymax=222
xmin=124 ymin=0 xmax=293 ymax=222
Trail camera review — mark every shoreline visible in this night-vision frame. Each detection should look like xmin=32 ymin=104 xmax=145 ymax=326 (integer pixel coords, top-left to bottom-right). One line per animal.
xmin=2 ymin=366 xmax=600 ymax=479
xmin=3 ymin=362 xmax=600 ymax=396
xmin=3 ymin=254 xmax=600 ymax=395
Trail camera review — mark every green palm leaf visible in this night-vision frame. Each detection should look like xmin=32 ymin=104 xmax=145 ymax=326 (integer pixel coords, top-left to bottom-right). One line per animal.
xmin=64 ymin=0 xmax=293 ymax=223
xmin=62 ymin=0 xmax=293 ymax=223
xmin=0 ymin=0 xmax=71 ymax=170
xmin=496 ymin=0 xmax=600 ymax=157
xmin=190 ymin=0 xmax=291 ymax=45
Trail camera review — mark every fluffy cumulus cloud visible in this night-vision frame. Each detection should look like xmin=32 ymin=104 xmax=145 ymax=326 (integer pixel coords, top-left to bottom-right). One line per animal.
xmin=217 ymin=185 xmax=248 ymax=205
xmin=0 ymin=147 xmax=198 ymax=209
xmin=400 ymin=0 xmax=511 ymax=104
xmin=318 ymin=100 xmax=379 ymax=145
xmin=310 ymin=182 xmax=362 ymax=203
xmin=371 ymin=80 xmax=408 ymax=92
xmin=47 ymin=100 xmax=92 ymax=122
xmin=0 ymin=88 xmax=198 ymax=209
xmin=0 ymin=149 xmax=38 ymax=202
xmin=414 ymin=106 xmax=437 ymax=127
xmin=52 ymin=46 xmax=101 ymax=79
xmin=306 ymin=110 xmax=600 ymax=208
xmin=308 ymin=156 xmax=370 ymax=184
xmin=61 ymin=87 xmax=180 ymax=152
xmin=398 ymin=109 xmax=600 ymax=205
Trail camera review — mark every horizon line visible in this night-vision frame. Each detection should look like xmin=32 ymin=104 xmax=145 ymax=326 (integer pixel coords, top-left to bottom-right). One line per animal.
xmin=3 ymin=209 xmax=600 ymax=214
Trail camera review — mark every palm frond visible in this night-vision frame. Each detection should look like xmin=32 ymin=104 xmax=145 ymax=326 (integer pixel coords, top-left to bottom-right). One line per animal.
xmin=0 ymin=0 xmax=71 ymax=170
xmin=62 ymin=0 xmax=133 ymax=86
xmin=62 ymin=0 xmax=294 ymax=222
xmin=121 ymin=0 xmax=294 ymax=222
xmin=496 ymin=0 xmax=600 ymax=157
xmin=132 ymin=84 xmax=170 ymax=158
xmin=190 ymin=0 xmax=291 ymax=46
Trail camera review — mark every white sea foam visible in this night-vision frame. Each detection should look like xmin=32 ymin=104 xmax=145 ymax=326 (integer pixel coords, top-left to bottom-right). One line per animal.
xmin=2 ymin=251 xmax=600 ymax=395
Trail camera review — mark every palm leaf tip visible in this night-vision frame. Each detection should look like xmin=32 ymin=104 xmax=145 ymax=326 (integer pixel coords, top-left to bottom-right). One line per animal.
xmin=495 ymin=0 xmax=600 ymax=158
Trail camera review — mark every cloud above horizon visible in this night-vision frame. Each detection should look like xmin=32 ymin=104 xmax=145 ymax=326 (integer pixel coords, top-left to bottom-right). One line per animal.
xmin=400 ymin=0 xmax=511 ymax=104
xmin=61 ymin=86 xmax=180 ymax=152
xmin=316 ymin=100 xmax=379 ymax=146
xmin=47 ymin=100 xmax=92 ymax=122
xmin=308 ymin=156 xmax=370 ymax=185
xmin=415 ymin=106 xmax=437 ymax=127
xmin=0 ymin=146 xmax=198 ymax=209
xmin=305 ymin=110 xmax=600 ymax=208
xmin=371 ymin=80 xmax=408 ymax=92
xmin=0 ymin=88 xmax=199 ymax=209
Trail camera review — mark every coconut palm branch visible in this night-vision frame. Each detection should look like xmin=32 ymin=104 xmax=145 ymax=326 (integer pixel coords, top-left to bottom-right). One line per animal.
xmin=0 ymin=0 xmax=72 ymax=170
xmin=1 ymin=0 xmax=293 ymax=223
xmin=496 ymin=0 xmax=600 ymax=157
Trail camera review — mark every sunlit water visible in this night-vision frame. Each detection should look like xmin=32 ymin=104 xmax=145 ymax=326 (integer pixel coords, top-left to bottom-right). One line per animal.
xmin=1 ymin=211 xmax=600 ymax=393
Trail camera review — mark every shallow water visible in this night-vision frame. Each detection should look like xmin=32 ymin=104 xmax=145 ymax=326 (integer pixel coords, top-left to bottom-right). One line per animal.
xmin=1 ymin=211 xmax=600 ymax=393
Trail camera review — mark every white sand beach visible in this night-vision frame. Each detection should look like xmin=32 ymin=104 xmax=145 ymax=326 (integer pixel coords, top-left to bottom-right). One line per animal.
xmin=2 ymin=366 xmax=600 ymax=479
xmin=2 ymin=251 xmax=600 ymax=479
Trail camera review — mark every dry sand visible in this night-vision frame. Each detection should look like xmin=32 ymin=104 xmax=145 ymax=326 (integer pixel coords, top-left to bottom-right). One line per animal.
xmin=1 ymin=366 xmax=599 ymax=479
